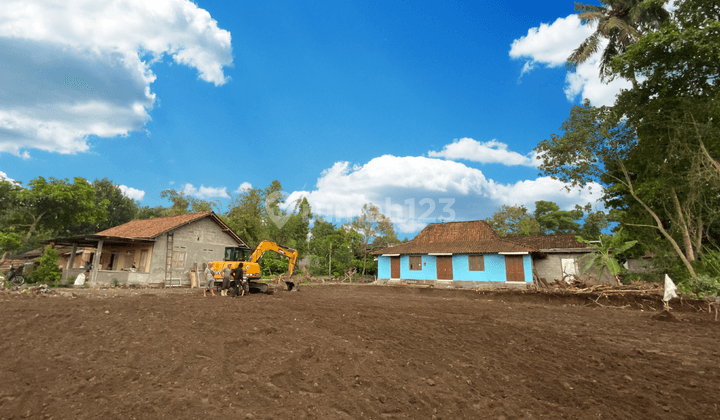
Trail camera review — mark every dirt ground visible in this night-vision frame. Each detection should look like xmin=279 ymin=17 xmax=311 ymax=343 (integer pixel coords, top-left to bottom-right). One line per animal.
xmin=1 ymin=284 xmax=718 ymax=420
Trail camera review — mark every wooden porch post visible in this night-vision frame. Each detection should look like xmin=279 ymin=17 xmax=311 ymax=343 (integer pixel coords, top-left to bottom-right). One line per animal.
xmin=61 ymin=242 xmax=78 ymax=284
xmin=91 ymin=239 xmax=104 ymax=284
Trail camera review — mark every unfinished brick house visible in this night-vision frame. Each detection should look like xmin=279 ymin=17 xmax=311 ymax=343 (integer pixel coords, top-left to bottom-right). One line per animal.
xmin=54 ymin=212 xmax=249 ymax=286
xmin=506 ymin=234 xmax=612 ymax=284
xmin=372 ymin=221 xmax=535 ymax=288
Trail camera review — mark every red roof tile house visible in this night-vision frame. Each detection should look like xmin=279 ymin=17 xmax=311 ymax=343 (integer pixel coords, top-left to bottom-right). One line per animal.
xmin=54 ymin=212 xmax=249 ymax=286
xmin=372 ymin=221 xmax=535 ymax=288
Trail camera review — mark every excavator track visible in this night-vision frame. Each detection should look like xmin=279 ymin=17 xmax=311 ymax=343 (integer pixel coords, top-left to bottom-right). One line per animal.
xmin=248 ymin=281 xmax=269 ymax=294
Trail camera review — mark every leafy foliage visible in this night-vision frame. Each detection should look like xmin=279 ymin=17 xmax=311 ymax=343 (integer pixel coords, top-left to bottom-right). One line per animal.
xmin=678 ymin=275 xmax=720 ymax=299
xmin=28 ymin=245 xmax=62 ymax=285
xmin=349 ymin=203 xmax=399 ymax=276
xmin=484 ymin=205 xmax=542 ymax=237
xmin=567 ymin=0 xmax=669 ymax=80
xmin=308 ymin=218 xmax=361 ymax=277
xmin=577 ymin=230 xmax=637 ymax=284
xmin=0 ymin=177 xmax=108 ymax=254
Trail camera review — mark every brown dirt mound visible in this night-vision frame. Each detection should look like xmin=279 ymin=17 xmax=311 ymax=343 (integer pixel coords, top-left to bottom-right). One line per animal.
xmin=1 ymin=285 xmax=718 ymax=419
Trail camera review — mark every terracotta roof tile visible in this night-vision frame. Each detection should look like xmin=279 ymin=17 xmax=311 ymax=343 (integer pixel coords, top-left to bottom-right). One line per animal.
xmin=372 ymin=221 xmax=534 ymax=255
xmin=413 ymin=220 xmax=499 ymax=242
xmin=506 ymin=234 xmax=588 ymax=250
xmin=97 ymin=212 xmax=216 ymax=239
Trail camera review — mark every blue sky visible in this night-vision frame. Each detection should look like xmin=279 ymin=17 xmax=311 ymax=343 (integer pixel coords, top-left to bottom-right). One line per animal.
xmin=0 ymin=0 xmax=631 ymax=237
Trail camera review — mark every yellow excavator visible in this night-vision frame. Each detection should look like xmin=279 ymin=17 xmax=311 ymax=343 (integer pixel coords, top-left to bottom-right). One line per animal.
xmin=210 ymin=240 xmax=299 ymax=293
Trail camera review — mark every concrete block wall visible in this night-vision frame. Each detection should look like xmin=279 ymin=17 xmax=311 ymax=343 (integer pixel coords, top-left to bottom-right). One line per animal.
xmin=147 ymin=217 xmax=242 ymax=286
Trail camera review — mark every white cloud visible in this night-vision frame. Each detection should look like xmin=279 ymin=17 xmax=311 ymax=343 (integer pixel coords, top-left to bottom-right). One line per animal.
xmin=182 ymin=183 xmax=229 ymax=199
xmin=563 ymin=59 xmax=632 ymax=106
xmin=286 ymin=154 xmax=602 ymax=234
xmin=509 ymin=14 xmax=631 ymax=106
xmin=0 ymin=0 xmax=232 ymax=156
xmin=235 ymin=182 xmax=252 ymax=193
xmin=510 ymin=15 xmax=592 ymax=69
xmin=0 ymin=171 xmax=17 ymax=184
xmin=428 ymin=138 xmax=538 ymax=167
xmin=118 ymin=185 xmax=145 ymax=201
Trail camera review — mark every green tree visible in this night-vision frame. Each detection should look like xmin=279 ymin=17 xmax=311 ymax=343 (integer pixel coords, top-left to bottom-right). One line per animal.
xmin=484 ymin=204 xmax=542 ymax=237
xmin=135 ymin=205 xmax=167 ymax=220
xmin=567 ymin=0 xmax=669 ymax=82
xmin=0 ymin=179 xmax=23 ymax=254
xmin=6 ymin=177 xmax=107 ymax=251
xmin=65 ymin=178 xmax=138 ymax=235
xmin=309 ymin=217 xmax=356 ymax=277
xmin=223 ymin=181 xmax=311 ymax=256
xmin=535 ymin=100 xmax=705 ymax=279
xmin=349 ymin=203 xmax=398 ymax=276
xmin=160 ymin=189 xmax=217 ymax=216
xmin=580 ymin=207 xmax=611 ymax=240
xmin=534 ymin=201 xmax=585 ymax=235
xmin=28 ymin=245 xmax=62 ymax=285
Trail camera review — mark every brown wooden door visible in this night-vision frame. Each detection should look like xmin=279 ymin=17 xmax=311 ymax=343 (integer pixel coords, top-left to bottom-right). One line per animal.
xmin=391 ymin=257 xmax=400 ymax=278
xmin=436 ymin=256 xmax=453 ymax=280
xmin=504 ymin=255 xmax=525 ymax=282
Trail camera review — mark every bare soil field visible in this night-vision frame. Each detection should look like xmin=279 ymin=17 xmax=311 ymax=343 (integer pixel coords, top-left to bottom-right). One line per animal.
xmin=1 ymin=284 xmax=718 ymax=419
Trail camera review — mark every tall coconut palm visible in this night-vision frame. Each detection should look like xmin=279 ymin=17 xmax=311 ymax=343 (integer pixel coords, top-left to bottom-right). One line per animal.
xmin=566 ymin=0 xmax=669 ymax=82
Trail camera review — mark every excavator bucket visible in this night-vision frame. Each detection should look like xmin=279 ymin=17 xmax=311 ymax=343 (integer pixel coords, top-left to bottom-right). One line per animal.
xmin=285 ymin=281 xmax=297 ymax=292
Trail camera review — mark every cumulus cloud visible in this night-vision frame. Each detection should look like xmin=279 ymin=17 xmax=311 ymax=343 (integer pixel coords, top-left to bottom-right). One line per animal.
xmin=563 ymin=59 xmax=632 ymax=106
xmin=509 ymin=14 xmax=631 ymax=106
xmin=510 ymin=15 xmax=592 ymax=69
xmin=286 ymin=155 xmax=601 ymax=234
xmin=0 ymin=0 xmax=232 ymax=156
xmin=428 ymin=138 xmax=538 ymax=167
xmin=118 ymin=185 xmax=145 ymax=201
xmin=0 ymin=171 xmax=17 ymax=184
xmin=235 ymin=182 xmax=252 ymax=193
xmin=182 ymin=183 xmax=229 ymax=199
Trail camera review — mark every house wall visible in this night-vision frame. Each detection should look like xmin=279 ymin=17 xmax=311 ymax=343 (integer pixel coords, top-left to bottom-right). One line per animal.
xmin=98 ymin=244 xmax=153 ymax=272
xmin=533 ymin=252 xmax=613 ymax=284
xmin=399 ymin=255 xmax=437 ymax=280
xmin=378 ymin=257 xmax=392 ymax=278
xmin=146 ymin=217 xmax=239 ymax=286
xmin=377 ymin=253 xmax=533 ymax=288
xmin=626 ymin=258 xmax=654 ymax=274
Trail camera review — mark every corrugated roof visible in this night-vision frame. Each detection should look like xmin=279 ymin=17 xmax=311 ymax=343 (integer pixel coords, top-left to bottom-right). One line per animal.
xmin=372 ymin=221 xmax=534 ymax=255
xmin=96 ymin=212 xmax=248 ymax=247
xmin=506 ymin=234 xmax=588 ymax=250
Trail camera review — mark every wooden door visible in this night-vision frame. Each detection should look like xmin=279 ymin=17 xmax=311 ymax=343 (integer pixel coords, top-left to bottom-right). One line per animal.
xmin=390 ymin=257 xmax=400 ymax=278
xmin=436 ymin=256 xmax=453 ymax=280
xmin=504 ymin=255 xmax=525 ymax=282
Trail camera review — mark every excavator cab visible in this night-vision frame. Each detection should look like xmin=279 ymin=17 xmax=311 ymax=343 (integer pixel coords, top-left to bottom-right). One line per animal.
xmin=224 ymin=247 xmax=251 ymax=263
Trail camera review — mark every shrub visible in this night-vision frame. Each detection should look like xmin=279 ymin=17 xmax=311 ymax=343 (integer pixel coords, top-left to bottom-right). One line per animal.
xmin=679 ymin=274 xmax=720 ymax=299
xmin=28 ymin=246 xmax=61 ymax=285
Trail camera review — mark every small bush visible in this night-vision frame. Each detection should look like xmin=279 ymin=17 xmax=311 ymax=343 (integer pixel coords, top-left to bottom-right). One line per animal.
xmin=679 ymin=274 xmax=720 ymax=298
xmin=28 ymin=246 xmax=61 ymax=285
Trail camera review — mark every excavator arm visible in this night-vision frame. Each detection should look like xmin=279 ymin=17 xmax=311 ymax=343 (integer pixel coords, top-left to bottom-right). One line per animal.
xmin=250 ymin=240 xmax=299 ymax=276
xmin=250 ymin=241 xmax=299 ymax=291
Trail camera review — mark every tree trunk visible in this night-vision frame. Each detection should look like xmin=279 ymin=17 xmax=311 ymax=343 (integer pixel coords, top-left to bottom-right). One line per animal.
xmin=620 ymin=162 xmax=698 ymax=279
xmin=671 ymin=188 xmax=695 ymax=262
xmin=361 ymin=249 xmax=367 ymax=277
xmin=23 ymin=212 xmax=46 ymax=243
xmin=328 ymin=244 xmax=332 ymax=277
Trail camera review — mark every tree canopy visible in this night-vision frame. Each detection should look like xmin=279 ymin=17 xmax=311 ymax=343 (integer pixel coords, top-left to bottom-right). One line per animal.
xmin=539 ymin=0 xmax=720 ymax=281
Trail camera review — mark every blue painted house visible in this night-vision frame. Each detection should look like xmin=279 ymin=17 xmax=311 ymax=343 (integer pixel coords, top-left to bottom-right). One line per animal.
xmin=372 ymin=220 xmax=536 ymax=288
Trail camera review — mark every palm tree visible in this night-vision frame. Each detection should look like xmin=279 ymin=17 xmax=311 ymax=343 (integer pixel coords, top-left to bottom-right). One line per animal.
xmin=566 ymin=0 xmax=669 ymax=82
